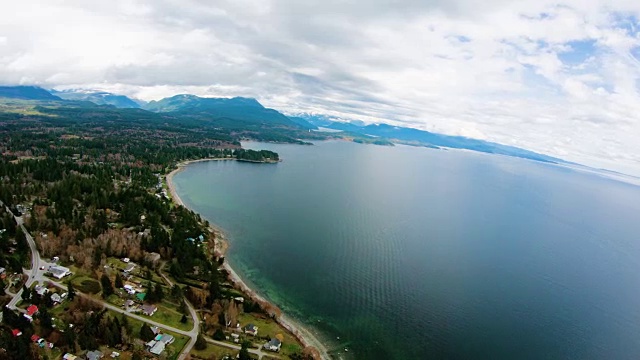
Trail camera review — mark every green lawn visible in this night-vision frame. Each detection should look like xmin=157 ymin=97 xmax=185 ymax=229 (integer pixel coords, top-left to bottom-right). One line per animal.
xmin=237 ymin=313 xmax=302 ymax=356
xmin=139 ymin=301 xmax=192 ymax=331
xmin=104 ymin=309 xmax=190 ymax=360
xmin=190 ymin=342 xmax=238 ymax=359
xmin=70 ymin=276 xmax=101 ymax=294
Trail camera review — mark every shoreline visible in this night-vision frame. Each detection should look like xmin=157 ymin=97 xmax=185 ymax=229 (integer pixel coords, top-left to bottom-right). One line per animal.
xmin=166 ymin=158 xmax=332 ymax=359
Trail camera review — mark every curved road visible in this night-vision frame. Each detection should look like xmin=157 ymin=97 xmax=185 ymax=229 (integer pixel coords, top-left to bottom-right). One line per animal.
xmin=5 ymin=207 xmax=274 ymax=359
xmin=158 ymin=262 xmax=202 ymax=359
xmin=5 ymin=208 xmax=202 ymax=359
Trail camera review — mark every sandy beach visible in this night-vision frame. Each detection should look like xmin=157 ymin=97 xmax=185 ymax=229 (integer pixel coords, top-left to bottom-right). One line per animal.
xmin=166 ymin=158 xmax=331 ymax=359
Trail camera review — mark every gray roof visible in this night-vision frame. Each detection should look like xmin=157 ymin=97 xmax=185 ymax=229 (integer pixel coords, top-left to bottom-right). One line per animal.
xmin=158 ymin=334 xmax=174 ymax=344
xmin=150 ymin=341 xmax=165 ymax=355
xmin=267 ymin=338 xmax=281 ymax=347
xmin=141 ymin=304 xmax=157 ymax=315
xmin=86 ymin=350 xmax=103 ymax=360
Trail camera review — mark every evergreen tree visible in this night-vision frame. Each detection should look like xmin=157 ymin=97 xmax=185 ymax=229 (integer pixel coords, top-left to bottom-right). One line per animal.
xmin=21 ymin=285 xmax=30 ymax=301
xmin=180 ymin=314 xmax=187 ymax=324
xmin=67 ymin=281 xmax=76 ymax=300
xmin=38 ymin=307 xmax=53 ymax=330
xmin=195 ymin=333 xmax=207 ymax=350
xmin=213 ymin=328 xmax=225 ymax=340
xmin=0 ymin=278 xmax=5 ymax=296
xmin=140 ymin=323 xmax=155 ymax=342
xmin=63 ymin=324 xmax=77 ymax=352
xmin=170 ymin=284 xmax=182 ymax=299
xmin=153 ymin=282 xmax=164 ymax=302
xmin=239 ymin=340 xmax=251 ymax=360
xmin=114 ymin=272 xmax=123 ymax=289
xmin=100 ymin=274 xmax=113 ymax=298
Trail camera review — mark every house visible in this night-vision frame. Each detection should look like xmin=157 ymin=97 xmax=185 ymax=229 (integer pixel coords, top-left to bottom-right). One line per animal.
xmin=231 ymin=333 xmax=240 ymax=343
xmin=35 ymin=285 xmax=48 ymax=296
xmin=124 ymin=299 xmax=135 ymax=308
xmin=30 ymin=334 xmax=40 ymax=342
xmin=86 ymin=350 xmax=103 ymax=360
xmin=150 ymin=326 xmax=161 ymax=335
xmin=141 ymin=304 xmax=157 ymax=316
xmin=26 ymin=305 xmax=39 ymax=316
xmin=136 ymin=293 xmax=146 ymax=302
xmin=244 ymin=324 xmax=258 ymax=336
xmin=12 ymin=329 xmax=22 ymax=337
xmin=51 ymin=293 xmax=62 ymax=304
xmin=263 ymin=338 xmax=282 ymax=352
xmin=123 ymin=285 xmax=136 ymax=295
xmin=122 ymin=258 xmax=130 ymax=263
xmin=145 ymin=252 xmax=161 ymax=264
xmin=48 ymin=265 xmax=70 ymax=279
xmin=150 ymin=340 xmax=165 ymax=355
xmin=156 ymin=333 xmax=174 ymax=345
xmin=123 ymin=263 xmax=136 ymax=273
xmin=62 ymin=354 xmax=78 ymax=360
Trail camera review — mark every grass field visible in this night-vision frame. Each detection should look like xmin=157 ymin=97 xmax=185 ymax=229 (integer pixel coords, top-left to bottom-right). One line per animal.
xmin=104 ymin=309 xmax=190 ymax=360
xmin=71 ymin=276 xmax=101 ymax=294
xmin=237 ymin=313 xmax=302 ymax=356
xmin=190 ymin=342 xmax=238 ymax=359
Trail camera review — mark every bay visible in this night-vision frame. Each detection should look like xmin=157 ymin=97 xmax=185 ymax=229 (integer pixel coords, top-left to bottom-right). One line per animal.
xmin=172 ymin=140 xmax=640 ymax=359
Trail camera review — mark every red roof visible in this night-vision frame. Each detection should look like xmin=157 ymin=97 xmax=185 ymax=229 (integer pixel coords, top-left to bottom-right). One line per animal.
xmin=12 ymin=329 xmax=22 ymax=337
xmin=26 ymin=305 xmax=38 ymax=316
xmin=31 ymin=334 xmax=39 ymax=342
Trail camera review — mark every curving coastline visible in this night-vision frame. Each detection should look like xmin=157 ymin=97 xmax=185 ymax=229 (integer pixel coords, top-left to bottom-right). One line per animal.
xmin=166 ymin=158 xmax=331 ymax=359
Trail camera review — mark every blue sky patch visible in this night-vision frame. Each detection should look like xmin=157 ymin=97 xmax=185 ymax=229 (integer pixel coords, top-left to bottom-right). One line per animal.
xmin=558 ymin=39 xmax=597 ymax=66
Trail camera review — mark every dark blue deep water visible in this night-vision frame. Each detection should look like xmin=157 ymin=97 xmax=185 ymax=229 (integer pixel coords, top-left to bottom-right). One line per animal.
xmin=173 ymin=141 xmax=640 ymax=359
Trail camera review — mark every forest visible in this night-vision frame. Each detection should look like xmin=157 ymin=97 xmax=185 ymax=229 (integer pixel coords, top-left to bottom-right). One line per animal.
xmin=0 ymin=99 xmax=313 ymax=359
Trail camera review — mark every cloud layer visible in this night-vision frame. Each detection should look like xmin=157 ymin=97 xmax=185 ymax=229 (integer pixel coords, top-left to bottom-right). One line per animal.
xmin=2 ymin=0 xmax=640 ymax=175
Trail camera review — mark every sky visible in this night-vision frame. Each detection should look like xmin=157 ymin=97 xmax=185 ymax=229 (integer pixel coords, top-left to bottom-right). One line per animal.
xmin=1 ymin=1 xmax=640 ymax=175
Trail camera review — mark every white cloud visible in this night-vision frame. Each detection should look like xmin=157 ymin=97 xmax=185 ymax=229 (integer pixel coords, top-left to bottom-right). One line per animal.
xmin=1 ymin=0 xmax=640 ymax=175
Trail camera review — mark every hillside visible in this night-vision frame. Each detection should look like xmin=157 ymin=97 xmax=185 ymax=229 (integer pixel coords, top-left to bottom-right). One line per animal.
xmin=52 ymin=89 xmax=141 ymax=108
xmin=145 ymin=95 xmax=304 ymax=129
xmin=0 ymin=86 xmax=62 ymax=100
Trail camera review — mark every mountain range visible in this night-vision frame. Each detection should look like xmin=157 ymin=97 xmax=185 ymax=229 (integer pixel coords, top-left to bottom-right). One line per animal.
xmin=52 ymin=89 xmax=142 ymax=108
xmin=0 ymin=85 xmax=564 ymax=164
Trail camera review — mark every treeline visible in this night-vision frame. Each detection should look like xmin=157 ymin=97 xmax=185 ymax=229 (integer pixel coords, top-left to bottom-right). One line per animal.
xmin=234 ymin=149 xmax=279 ymax=162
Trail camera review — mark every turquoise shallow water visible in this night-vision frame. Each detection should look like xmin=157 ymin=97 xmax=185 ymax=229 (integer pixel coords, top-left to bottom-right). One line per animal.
xmin=173 ymin=141 xmax=640 ymax=359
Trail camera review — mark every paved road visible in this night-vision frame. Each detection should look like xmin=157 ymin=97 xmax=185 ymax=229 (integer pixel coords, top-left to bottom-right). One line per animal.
xmin=5 ymin=207 xmax=201 ymax=359
xmin=4 ymin=207 xmax=274 ymax=360
xmin=159 ymin=262 xmax=201 ymax=360
xmin=205 ymin=337 xmax=279 ymax=360
xmin=5 ymin=211 xmax=49 ymax=310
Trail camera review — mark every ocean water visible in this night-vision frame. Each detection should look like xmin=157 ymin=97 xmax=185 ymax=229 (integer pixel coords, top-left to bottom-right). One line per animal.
xmin=172 ymin=141 xmax=640 ymax=359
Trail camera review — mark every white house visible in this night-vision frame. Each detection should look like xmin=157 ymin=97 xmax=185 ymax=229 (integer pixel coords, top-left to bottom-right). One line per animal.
xmin=48 ymin=265 xmax=70 ymax=279
xmin=149 ymin=341 xmax=165 ymax=355
xmin=51 ymin=293 xmax=62 ymax=304
xmin=123 ymin=285 xmax=136 ymax=295
xmin=263 ymin=338 xmax=282 ymax=352
xmin=34 ymin=285 xmax=48 ymax=296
